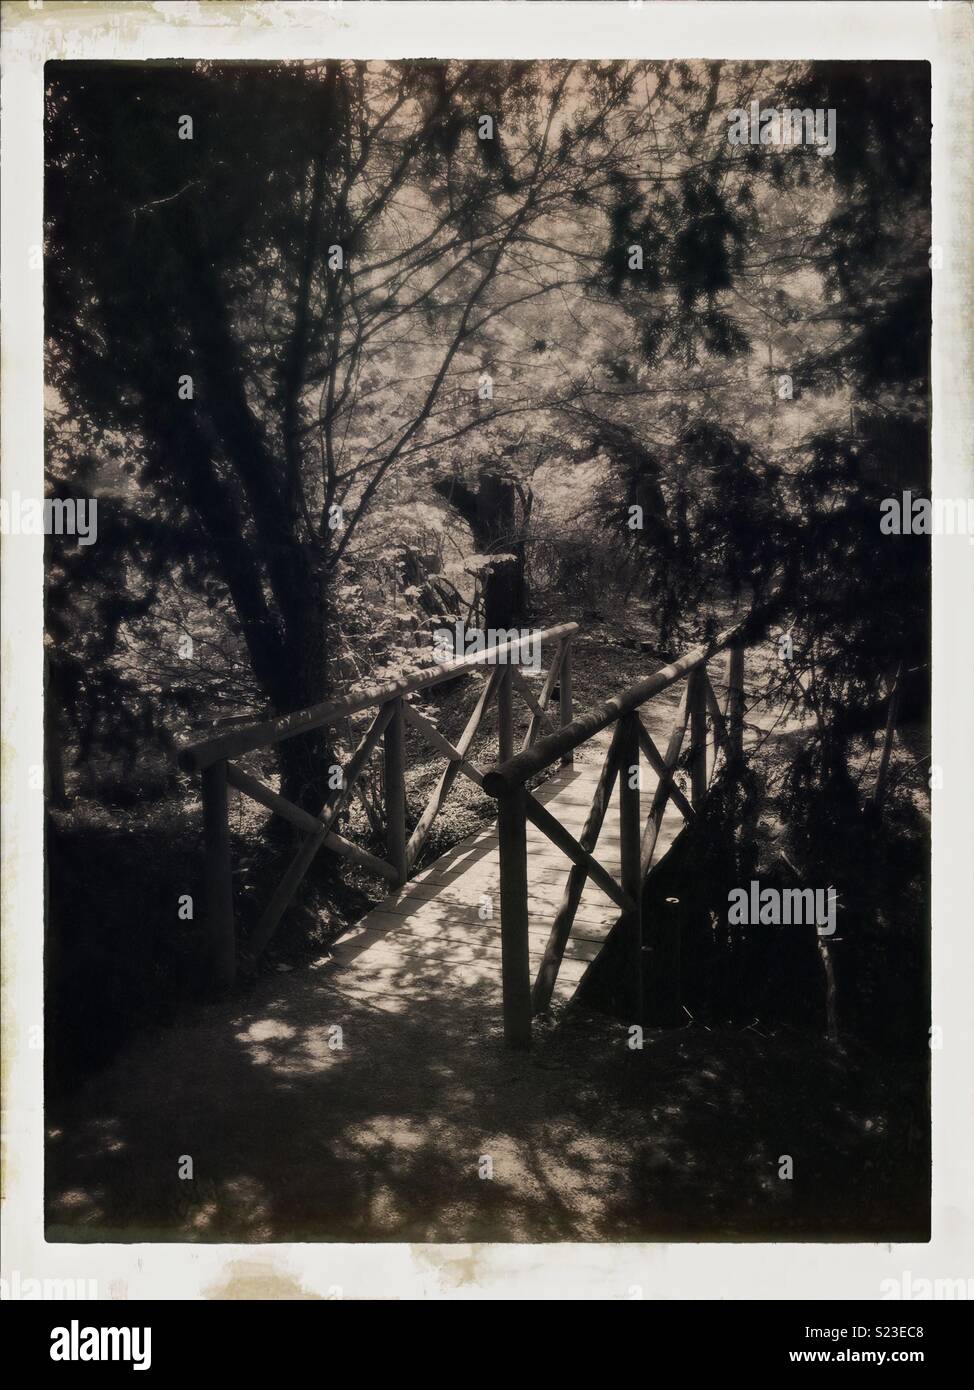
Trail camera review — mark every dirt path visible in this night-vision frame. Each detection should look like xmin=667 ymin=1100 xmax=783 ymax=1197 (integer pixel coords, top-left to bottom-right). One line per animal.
xmin=46 ymin=948 xmax=925 ymax=1243
xmin=46 ymin=649 xmax=926 ymax=1244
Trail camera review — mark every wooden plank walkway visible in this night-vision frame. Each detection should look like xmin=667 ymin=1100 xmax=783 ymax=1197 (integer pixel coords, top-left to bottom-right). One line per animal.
xmin=326 ymin=718 xmax=691 ymax=1013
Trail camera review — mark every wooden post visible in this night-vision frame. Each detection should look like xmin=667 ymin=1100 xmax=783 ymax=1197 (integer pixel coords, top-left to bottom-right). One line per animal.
xmin=559 ymin=641 xmax=574 ymax=767
xmin=728 ymin=640 xmax=745 ymax=764
xmin=688 ymin=665 xmax=708 ymax=810
xmin=201 ymin=759 xmax=235 ymax=991
xmin=497 ymin=784 xmax=531 ymax=1047
xmin=618 ymin=712 xmax=644 ymax=1023
xmin=497 ymin=663 xmax=514 ymax=763
xmin=383 ymin=697 xmax=408 ymax=885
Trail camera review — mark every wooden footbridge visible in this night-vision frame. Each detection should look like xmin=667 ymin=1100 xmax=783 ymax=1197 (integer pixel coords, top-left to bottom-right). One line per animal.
xmin=180 ymin=622 xmax=747 ymax=1047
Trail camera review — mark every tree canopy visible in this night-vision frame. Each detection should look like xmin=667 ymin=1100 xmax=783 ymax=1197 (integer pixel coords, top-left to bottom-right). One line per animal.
xmin=46 ymin=58 xmax=930 ymax=815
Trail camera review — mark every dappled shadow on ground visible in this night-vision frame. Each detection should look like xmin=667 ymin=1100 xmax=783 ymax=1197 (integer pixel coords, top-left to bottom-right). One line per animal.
xmin=46 ymin=653 xmax=927 ymax=1243
xmin=46 ymin=945 xmax=928 ymax=1243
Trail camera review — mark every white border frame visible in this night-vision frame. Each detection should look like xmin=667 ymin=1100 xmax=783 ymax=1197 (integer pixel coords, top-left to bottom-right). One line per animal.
xmin=2 ymin=1 xmax=972 ymax=1301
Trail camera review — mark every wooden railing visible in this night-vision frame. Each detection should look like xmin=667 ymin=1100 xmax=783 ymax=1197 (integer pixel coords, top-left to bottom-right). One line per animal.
xmin=179 ymin=622 xmax=579 ymax=988
xmin=482 ymin=625 xmax=747 ymax=1047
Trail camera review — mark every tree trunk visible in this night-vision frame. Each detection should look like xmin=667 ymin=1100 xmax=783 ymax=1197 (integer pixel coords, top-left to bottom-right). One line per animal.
xmin=273 ymin=566 xmax=334 ymax=817
xmin=479 ymin=472 xmax=527 ymax=628
xmin=434 ymin=469 xmax=529 ymax=630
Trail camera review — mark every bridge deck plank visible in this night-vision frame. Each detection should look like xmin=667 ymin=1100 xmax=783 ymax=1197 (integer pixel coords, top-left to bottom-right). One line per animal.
xmin=327 ymin=733 xmax=689 ymax=1012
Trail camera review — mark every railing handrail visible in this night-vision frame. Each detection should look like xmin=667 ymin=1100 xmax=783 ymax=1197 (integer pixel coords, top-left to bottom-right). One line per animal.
xmin=179 ymin=621 xmax=579 ymax=772
xmin=482 ymin=621 xmax=744 ymax=795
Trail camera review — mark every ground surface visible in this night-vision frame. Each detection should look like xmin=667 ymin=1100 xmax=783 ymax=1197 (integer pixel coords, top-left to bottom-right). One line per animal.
xmin=46 ymin=962 xmax=927 ymax=1242
xmin=46 ymin=650 xmax=928 ymax=1244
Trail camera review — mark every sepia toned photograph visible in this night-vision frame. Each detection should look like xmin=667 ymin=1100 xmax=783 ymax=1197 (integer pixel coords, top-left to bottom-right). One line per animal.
xmin=40 ymin=50 xmax=934 ymax=1247
xmin=3 ymin=0 xmax=973 ymax=1332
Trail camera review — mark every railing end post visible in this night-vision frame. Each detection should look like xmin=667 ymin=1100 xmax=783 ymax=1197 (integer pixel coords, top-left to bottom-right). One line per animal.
xmin=383 ymin=696 xmax=408 ymax=886
xmin=688 ymin=664 xmax=709 ymax=811
xmin=497 ymin=783 xmax=532 ymax=1048
xmin=559 ymin=640 xmax=574 ymax=768
xmin=618 ymin=712 xmax=644 ymax=1023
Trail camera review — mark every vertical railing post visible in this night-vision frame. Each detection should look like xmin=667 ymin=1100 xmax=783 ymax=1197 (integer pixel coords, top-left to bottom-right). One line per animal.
xmin=497 ymin=783 xmax=532 ymax=1047
xmin=618 ymin=712 xmax=644 ymax=1022
xmin=383 ymin=697 xmax=408 ymax=885
xmin=201 ymin=759 xmax=235 ymax=992
xmin=688 ymin=664 xmax=708 ymax=810
xmin=559 ymin=640 xmax=574 ymax=767
xmin=497 ymin=663 xmax=514 ymax=763
xmin=728 ymin=639 xmax=745 ymax=765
